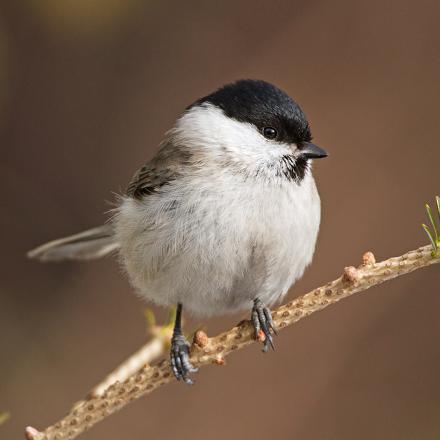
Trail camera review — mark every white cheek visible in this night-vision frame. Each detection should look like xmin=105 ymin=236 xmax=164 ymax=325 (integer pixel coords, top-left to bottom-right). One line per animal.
xmin=172 ymin=103 xmax=293 ymax=165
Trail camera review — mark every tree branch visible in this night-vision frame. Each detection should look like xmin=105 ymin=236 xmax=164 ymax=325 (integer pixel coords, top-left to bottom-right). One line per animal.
xmin=85 ymin=310 xmax=174 ymax=399
xmin=25 ymin=245 xmax=439 ymax=440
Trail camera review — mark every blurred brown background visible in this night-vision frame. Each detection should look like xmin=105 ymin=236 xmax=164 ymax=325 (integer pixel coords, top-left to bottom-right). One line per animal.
xmin=1 ymin=0 xmax=439 ymax=439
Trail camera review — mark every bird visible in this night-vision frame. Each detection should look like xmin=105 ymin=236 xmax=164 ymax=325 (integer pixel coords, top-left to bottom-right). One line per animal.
xmin=28 ymin=79 xmax=328 ymax=385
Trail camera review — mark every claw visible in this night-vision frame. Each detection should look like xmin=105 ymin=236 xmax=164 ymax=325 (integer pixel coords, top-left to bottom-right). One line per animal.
xmin=170 ymin=334 xmax=197 ymax=385
xmin=252 ymin=299 xmax=277 ymax=352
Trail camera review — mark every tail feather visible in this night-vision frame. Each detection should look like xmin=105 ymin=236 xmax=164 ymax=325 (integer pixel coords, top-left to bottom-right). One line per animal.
xmin=27 ymin=225 xmax=119 ymax=262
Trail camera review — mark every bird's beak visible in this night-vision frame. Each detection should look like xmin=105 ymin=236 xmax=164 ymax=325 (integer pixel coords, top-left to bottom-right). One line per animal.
xmin=299 ymin=142 xmax=328 ymax=159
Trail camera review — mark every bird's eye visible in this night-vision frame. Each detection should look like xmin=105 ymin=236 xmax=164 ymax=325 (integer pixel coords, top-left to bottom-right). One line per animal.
xmin=262 ymin=127 xmax=278 ymax=140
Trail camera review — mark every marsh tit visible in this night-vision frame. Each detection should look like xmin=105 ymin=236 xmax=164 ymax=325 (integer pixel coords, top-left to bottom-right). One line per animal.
xmin=28 ymin=79 xmax=328 ymax=384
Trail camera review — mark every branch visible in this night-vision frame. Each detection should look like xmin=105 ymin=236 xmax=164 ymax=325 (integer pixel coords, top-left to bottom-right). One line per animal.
xmin=84 ymin=309 xmax=174 ymax=399
xmin=25 ymin=245 xmax=439 ymax=440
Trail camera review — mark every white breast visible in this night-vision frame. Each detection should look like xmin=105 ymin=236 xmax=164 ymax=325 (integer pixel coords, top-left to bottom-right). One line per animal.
xmin=114 ymin=170 xmax=321 ymax=317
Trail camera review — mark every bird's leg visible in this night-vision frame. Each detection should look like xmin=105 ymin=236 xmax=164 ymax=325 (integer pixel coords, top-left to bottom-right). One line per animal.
xmin=251 ymin=298 xmax=278 ymax=352
xmin=170 ymin=303 xmax=198 ymax=385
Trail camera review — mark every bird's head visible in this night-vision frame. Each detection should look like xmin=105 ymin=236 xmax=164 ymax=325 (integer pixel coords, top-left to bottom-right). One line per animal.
xmin=172 ymin=79 xmax=327 ymax=183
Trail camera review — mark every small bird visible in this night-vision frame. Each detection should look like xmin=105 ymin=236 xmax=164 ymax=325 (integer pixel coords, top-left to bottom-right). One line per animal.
xmin=28 ymin=79 xmax=327 ymax=384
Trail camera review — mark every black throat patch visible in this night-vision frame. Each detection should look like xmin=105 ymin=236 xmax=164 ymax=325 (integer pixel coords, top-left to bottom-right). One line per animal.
xmin=280 ymin=155 xmax=309 ymax=183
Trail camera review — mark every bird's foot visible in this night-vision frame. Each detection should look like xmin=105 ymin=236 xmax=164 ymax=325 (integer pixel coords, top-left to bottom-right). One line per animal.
xmin=251 ymin=298 xmax=278 ymax=352
xmin=170 ymin=334 xmax=198 ymax=385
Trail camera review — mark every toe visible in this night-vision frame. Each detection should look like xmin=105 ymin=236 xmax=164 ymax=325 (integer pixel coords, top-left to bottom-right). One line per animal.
xmin=263 ymin=308 xmax=278 ymax=335
xmin=170 ymin=335 xmax=198 ymax=385
xmin=251 ymin=309 xmax=261 ymax=339
xmin=172 ymin=353 xmax=183 ymax=380
xmin=259 ymin=322 xmax=274 ymax=352
xmin=251 ymin=300 xmax=277 ymax=352
xmin=263 ymin=333 xmax=275 ymax=351
xmin=179 ymin=350 xmax=198 ymax=374
xmin=179 ymin=347 xmax=198 ymax=385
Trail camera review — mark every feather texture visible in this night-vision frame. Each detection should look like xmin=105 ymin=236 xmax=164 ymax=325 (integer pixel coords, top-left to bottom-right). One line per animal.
xmin=114 ymin=104 xmax=321 ymax=316
xmin=27 ymin=225 xmax=118 ymax=261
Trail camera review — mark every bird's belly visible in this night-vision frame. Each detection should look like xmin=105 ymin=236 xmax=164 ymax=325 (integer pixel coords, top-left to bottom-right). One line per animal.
xmin=226 ymin=201 xmax=320 ymax=311
xmin=115 ymin=174 xmax=321 ymax=316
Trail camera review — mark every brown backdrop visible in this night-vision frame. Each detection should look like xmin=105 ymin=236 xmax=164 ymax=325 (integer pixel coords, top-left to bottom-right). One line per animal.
xmin=1 ymin=1 xmax=439 ymax=439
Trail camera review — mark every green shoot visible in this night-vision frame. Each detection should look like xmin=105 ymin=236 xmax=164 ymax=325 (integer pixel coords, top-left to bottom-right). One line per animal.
xmin=143 ymin=308 xmax=156 ymax=329
xmin=165 ymin=306 xmax=177 ymax=329
xmin=144 ymin=306 xmax=176 ymax=337
xmin=422 ymin=196 xmax=440 ymax=257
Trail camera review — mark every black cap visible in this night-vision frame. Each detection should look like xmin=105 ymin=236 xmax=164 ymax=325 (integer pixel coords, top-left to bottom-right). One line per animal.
xmin=191 ymin=79 xmax=313 ymax=145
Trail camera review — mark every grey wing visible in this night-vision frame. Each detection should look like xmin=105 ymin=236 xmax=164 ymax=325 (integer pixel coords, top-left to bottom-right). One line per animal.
xmin=126 ymin=163 xmax=179 ymax=199
xmin=126 ymin=136 xmax=194 ymax=199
